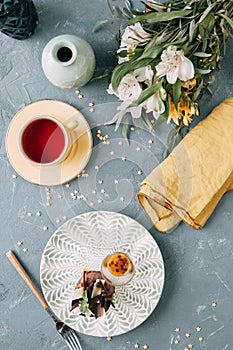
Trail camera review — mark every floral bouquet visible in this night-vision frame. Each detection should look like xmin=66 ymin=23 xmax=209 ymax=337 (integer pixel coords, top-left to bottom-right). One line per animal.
xmin=104 ymin=0 xmax=233 ymax=150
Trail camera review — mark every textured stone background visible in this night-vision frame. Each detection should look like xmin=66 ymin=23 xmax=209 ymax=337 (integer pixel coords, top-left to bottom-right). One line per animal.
xmin=0 ymin=1 xmax=233 ymax=350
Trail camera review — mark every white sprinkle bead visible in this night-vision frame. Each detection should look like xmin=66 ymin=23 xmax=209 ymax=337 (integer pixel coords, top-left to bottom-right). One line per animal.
xmin=43 ymin=226 xmax=48 ymax=231
xmin=101 ymin=189 xmax=105 ymax=193
xmin=74 ymin=190 xmax=78 ymax=194
xmin=55 ymin=218 xmax=60 ymax=224
xmin=89 ymin=107 xmax=95 ymax=112
xmin=78 ymin=94 xmax=83 ymax=99
xmin=97 ymin=199 xmax=103 ymax=203
xmin=98 ymin=180 xmax=103 ymax=184
xmin=36 ymin=211 xmax=41 ymax=216
xmin=120 ymin=197 xmax=124 ymax=202
xmin=122 ymin=157 xmax=126 ymax=161
xmin=95 ymin=165 xmax=99 ymax=170
xmin=57 ymin=194 xmax=63 ymax=199
xmin=63 ymin=216 xmax=67 ymax=220
xmin=114 ymin=180 xmax=119 ymax=184
xmin=136 ymin=147 xmax=141 ymax=151
xmin=92 ymin=189 xmax=97 ymax=194
xmin=110 ymin=151 xmax=114 ymax=156
xmin=17 ymin=241 xmax=23 ymax=246
xmin=12 ymin=174 xmax=17 ymax=179
xmin=46 ymin=202 xmax=51 ymax=206
xmin=148 ymin=139 xmax=153 ymax=144
xmin=65 ymin=183 xmax=70 ymax=188
xmin=75 ymin=90 xmax=80 ymax=94
xmin=137 ymin=170 xmax=143 ymax=175
xmin=23 ymin=247 xmax=28 ymax=253
xmin=27 ymin=212 xmax=32 ymax=217
xmin=118 ymin=141 xmax=123 ymax=145
xmin=89 ymin=102 xmax=94 ymax=107
xmin=89 ymin=202 xmax=94 ymax=207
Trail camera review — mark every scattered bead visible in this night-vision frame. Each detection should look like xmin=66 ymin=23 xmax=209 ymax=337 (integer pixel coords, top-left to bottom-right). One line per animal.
xmin=110 ymin=151 xmax=114 ymax=155
xmin=122 ymin=156 xmax=126 ymax=161
xmin=148 ymin=139 xmax=153 ymax=144
xmin=136 ymin=147 xmax=141 ymax=151
xmin=175 ymin=328 xmax=180 ymax=333
xmin=143 ymin=345 xmax=149 ymax=350
xmin=43 ymin=226 xmax=48 ymax=231
xmin=78 ymin=94 xmax=83 ymax=99
xmin=101 ymin=189 xmax=105 ymax=193
xmin=188 ymin=344 xmax=193 ymax=349
xmin=120 ymin=197 xmax=124 ymax=202
xmin=196 ymin=327 xmax=201 ymax=332
xmin=70 ymin=192 xmax=74 ymax=196
xmin=89 ymin=202 xmax=94 ymax=207
xmin=72 ymin=196 xmax=77 ymax=200
xmin=185 ymin=333 xmax=191 ymax=338
xmin=114 ymin=180 xmax=119 ymax=184
xmin=57 ymin=194 xmax=63 ymax=199
xmin=130 ymin=126 xmax=135 ymax=131
xmin=137 ymin=170 xmax=143 ymax=175
xmin=106 ymin=140 xmax=110 ymax=145
xmin=55 ymin=218 xmax=60 ymax=224
xmin=63 ymin=216 xmax=67 ymax=220
xmin=89 ymin=107 xmax=95 ymax=112
xmin=27 ymin=212 xmax=32 ymax=217
xmin=97 ymin=129 xmax=102 ymax=134
xmin=75 ymin=90 xmax=80 ymax=94
xmin=118 ymin=141 xmax=123 ymax=145
xmin=89 ymin=102 xmax=94 ymax=107
xmin=46 ymin=202 xmax=51 ymax=206
xmin=212 ymin=301 xmax=217 ymax=307
xmin=74 ymin=190 xmax=78 ymax=194
xmin=134 ymin=344 xmax=140 ymax=349
xmin=92 ymin=190 xmax=97 ymax=194
xmin=175 ymin=339 xmax=179 ymax=344
xmin=97 ymin=199 xmax=103 ymax=203
xmin=45 ymin=187 xmax=50 ymax=192
xmin=17 ymin=241 xmax=23 ymax=246
xmin=95 ymin=165 xmax=99 ymax=170
xmin=12 ymin=174 xmax=17 ymax=178
xmin=198 ymin=337 xmax=204 ymax=342
xmin=23 ymin=247 xmax=28 ymax=253
xmin=184 ymin=348 xmax=188 ymax=350
xmin=106 ymin=336 xmax=112 ymax=341
xmin=150 ymin=119 xmax=155 ymax=124
xmin=36 ymin=211 xmax=41 ymax=216
xmin=98 ymin=180 xmax=103 ymax=184
xmin=65 ymin=183 xmax=70 ymax=188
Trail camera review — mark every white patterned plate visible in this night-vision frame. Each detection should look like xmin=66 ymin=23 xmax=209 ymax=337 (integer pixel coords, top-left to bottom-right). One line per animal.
xmin=40 ymin=211 xmax=165 ymax=336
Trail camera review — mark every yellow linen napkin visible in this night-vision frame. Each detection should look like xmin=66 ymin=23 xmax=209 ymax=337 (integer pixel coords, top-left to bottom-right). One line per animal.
xmin=137 ymin=97 xmax=233 ymax=232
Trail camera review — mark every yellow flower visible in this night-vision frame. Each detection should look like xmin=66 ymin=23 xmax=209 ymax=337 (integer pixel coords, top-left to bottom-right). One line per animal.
xmin=168 ymin=94 xmax=198 ymax=126
xmin=181 ymin=78 xmax=197 ymax=90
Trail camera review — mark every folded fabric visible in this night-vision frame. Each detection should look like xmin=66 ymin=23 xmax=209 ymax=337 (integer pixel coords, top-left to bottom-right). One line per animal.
xmin=137 ymin=97 xmax=233 ymax=232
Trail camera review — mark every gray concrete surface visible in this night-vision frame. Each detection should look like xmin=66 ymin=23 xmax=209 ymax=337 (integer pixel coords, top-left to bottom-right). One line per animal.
xmin=0 ymin=1 xmax=233 ymax=349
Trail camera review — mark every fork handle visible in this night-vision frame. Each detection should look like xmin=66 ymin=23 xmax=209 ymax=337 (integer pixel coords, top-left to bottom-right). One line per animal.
xmin=6 ymin=250 xmax=48 ymax=310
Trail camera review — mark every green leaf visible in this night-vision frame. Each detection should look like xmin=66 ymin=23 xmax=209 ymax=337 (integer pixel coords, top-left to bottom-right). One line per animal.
xmin=167 ymin=127 xmax=183 ymax=154
xmin=219 ymin=13 xmax=233 ymax=30
xmin=79 ymin=290 xmax=89 ymax=314
xmin=193 ymin=52 xmax=212 ymax=58
xmin=130 ymin=81 xmax=162 ymax=107
xmin=128 ymin=9 xmax=192 ymax=24
xmin=92 ymin=19 xmax=109 ymax=33
xmin=195 ymin=68 xmax=212 ymax=74
xmin=173 ymin=79 xmax=181 ymax=110
xmin=199 ymin=13 xmax=215 ymax=39
xmin=122 ymin=117 xmax=129 ymax=143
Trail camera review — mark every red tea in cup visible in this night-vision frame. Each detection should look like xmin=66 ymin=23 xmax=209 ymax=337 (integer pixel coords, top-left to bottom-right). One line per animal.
xmin=21 ymin=118 xmax=66 ymax=164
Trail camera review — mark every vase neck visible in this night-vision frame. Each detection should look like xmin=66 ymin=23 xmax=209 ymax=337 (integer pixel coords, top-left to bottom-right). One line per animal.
xmin=51 ymin=40 xmax=77 ymax=66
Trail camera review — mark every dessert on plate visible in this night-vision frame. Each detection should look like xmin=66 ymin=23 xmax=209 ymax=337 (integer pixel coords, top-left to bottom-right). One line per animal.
xmin=70 ymin=270 xmax=115 ymax=318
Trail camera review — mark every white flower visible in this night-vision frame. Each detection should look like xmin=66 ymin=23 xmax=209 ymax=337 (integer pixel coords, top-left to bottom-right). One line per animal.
xmin=156 ymin=46 xmax=195 ymax=84
xmin=134 ymin=66 xmax=154 ymax=85
xmin=145 ymin=87 xmax=166 ymax=119
xmin=120 ymin=22 xmax=152 ymax=50
xmin=107 ymin=73 xmax=142 ymax=101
